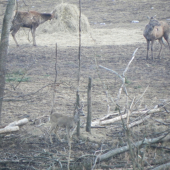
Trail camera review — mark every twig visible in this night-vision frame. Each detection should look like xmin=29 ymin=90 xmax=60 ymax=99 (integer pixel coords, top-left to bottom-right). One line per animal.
xmin=12 ymin=62 xmax=35 ymax=90
xmin=51 ymin=43 xmax=58 ymax=113
xmin=99 ymin=65 xmax=124 ymax=81
xmin=77 ymin=0 xmax=81 ymax=89
xmin=68 ymin=139 xmax=71 ymax=170
xmin=22 ymin=0 xmax=28 ymax=6
xmin=128 ymin=115 xmax=151 ymax=128
xmin=162 ymin=106 xmax=169 ymax=114
xmin=3 ymin=83 xmax=52 ymax=102
xmin=123 ymin=48 xmax=138 ymax=77
xmin=99 ymin=65 xmax=128 ymax=100
xmin=127 ymin=97 xmax=135 ymax=126
xmin=91 ymin=154 xmax=100 ymax=170
xmin=152 ymin=119 xmax=170 ymax=126
xmin=133 ymin=85 xmax=149 ymax=109
xmin=100 ymin=48 xmax=138 ymax=103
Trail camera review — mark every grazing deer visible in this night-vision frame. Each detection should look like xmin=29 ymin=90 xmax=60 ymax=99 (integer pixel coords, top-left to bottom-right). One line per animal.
xmin=10 ymin=11 xmax=53 ymax=46
xmin=50 ymin=105 xmax=85 ymax=143
xmin=143 ymin=17 xmax=170 ymax=60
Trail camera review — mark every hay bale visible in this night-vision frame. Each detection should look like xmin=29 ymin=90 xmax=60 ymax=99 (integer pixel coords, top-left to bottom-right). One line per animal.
xmin=37 ymin=3 xmax=90 ymax=34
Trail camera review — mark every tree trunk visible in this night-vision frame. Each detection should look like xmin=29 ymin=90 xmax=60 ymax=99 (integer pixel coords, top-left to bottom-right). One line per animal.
xmin=0 ymin=0 xmax=15 ymax=125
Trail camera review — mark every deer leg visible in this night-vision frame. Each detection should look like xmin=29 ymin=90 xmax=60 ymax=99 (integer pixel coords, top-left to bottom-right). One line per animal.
xmin=158 ymin=38 xmax=163 ymax=59
xmin=166 ymin=40 xmax=170 ymax=50
xmin=54 ymin=126 xmax=62 ymax=142
xmin=50 ymin=124 xmax=61 ymax=143
xmin=49 ymin=124 xmax=55 ymax=143
xmin=11 ymin=26 xmax=20 ymax=47
xmin=66 ymin=127 xmax=71 ymax=144
xmin=151 ymin=40 xmax=155 ymax=60
xmin=31 ymin=27 xmax=37 ymax=46
xmin=146 ymin=40 xmax=150 ymax=60
xmin=164 ymin=34 xmax=170 ymax=50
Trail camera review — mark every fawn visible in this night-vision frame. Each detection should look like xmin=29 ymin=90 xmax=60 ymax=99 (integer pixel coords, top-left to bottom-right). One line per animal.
xmin=50 ymin=105 xmax=85 ymax=143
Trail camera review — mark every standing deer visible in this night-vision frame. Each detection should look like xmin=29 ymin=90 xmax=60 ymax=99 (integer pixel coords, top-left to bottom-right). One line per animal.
xmin=50 ymin=105 xmax=85 ymax=144
xmin=10 ymin=11 xmax=53 ymax=46
xmin=143 ymin=17 xmax=170 ymax=60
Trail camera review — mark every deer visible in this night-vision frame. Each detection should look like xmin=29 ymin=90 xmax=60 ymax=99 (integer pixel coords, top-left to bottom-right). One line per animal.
xmin=49 ymin=105 xmax=85 ymax=144
xmin=10 ymin=10 xmax=54 ymax=46
xmin=143 ymin=17 xmax=170 ymax=60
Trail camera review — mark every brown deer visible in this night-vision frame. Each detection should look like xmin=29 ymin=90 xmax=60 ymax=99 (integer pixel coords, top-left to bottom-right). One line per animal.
xmin=50 ymin=105 xmax=85 ymax=143
xmin=143 ymin=17 xmax=170 ymax=60
xmin=10 ymin=11 xmax=53 ymax=46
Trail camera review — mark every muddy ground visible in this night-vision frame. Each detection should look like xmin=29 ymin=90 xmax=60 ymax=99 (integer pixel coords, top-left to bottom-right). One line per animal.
xmin=0 ymin=0 xmax=170 ymax=169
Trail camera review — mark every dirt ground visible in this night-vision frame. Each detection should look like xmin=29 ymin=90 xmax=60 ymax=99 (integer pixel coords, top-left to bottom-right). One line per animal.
xmin=0 ymin=0 xmax=170 ymax=169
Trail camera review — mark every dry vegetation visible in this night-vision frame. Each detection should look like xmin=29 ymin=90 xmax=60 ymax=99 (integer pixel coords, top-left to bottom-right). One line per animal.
xmin=0 ymin=0 xmax=170 ymax=169
xmin=37 ymin=3 xmax=90 ymax=34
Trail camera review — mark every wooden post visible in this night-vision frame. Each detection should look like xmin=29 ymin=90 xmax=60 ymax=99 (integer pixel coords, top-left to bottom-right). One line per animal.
xmin=86 ymin=77 xmax=92 ymax=133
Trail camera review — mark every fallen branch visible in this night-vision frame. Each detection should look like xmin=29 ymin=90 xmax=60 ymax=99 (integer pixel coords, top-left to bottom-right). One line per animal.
xmin=0 ymin=126 xmax=19 ymax=134
xmin=0 ymin=118 xmax=28 ymax=134
xmin=98 ymin=133 xmax=168 ymax=162
xmin=91 ymin=108 xmax=161 ymax=126
xmin=91 ymin=126 xmax=106 ymax=128
xmin=153 ymin=119 xmax=170 ymax=126
xmin=128 ymin=115 xmax=151 ymax=128
xmin=99 ymin=48 xmax=138 ymax=102
xmin=7 ymin=118 xmax=28 ymax=127
xmin=152 ymin=162 xmax=170 ymax=170
xmin=100 ymin=113 xmax=119 ymax=121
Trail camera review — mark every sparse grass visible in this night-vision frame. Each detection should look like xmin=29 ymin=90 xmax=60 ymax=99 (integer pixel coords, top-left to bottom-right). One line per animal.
xmin=6 ymin=70 xmax=30 ymax=82
xmin=134 ymin=85 xmax=142 ymax=89
xmin=96 ymin=54 xmax=101 ymax=57
xmin=125 ymin=78 xmax=131 ymax=84
xmin=44 ymin=74 xmax=50 ymax=77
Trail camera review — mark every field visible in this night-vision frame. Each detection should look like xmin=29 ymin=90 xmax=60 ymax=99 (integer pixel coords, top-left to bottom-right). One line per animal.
xmin=0 ymin=0 xmax=170 ymax=169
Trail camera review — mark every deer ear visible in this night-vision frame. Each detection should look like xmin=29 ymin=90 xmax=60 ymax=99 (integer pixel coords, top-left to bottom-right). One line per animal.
xmin=153 ymin=15 xmax=157 ymax=19
xmin=147 ymin=16 xmax=150 ymax=20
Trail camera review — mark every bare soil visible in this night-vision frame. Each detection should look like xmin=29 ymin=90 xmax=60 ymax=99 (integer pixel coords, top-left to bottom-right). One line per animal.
xmin=0 ymin=0 xmax=170 ymax=169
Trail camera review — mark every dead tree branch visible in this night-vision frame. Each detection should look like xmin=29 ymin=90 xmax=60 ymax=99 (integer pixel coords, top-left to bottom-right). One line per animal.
xmin=0 ymin=118 xmax=28 ymax=134
xmin=128 ymin=115 xmax=151 ymax=128
xmin=98 ymin=133 xmax=169 ymax=162
xmin=151 ymin=162 xmax=170 ymax=170
xmin=99 ymin=48 xmax=138 ymax=102
xmin=91 ymin=107 xmax=161 ymax=126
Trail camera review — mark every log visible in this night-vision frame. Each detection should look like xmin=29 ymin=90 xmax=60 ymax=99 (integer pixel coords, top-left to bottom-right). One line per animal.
xmin=0 ymin=126 xmax=19 ymax=134
xmin=98 ymin=133 xmax=168 ymax=162
xmin=152 ymin=162 xmax=170 ymax=170
xmin=0 ymin=118 xmax=28 ymax=134
xmin=7 ymin=118 xmax=28 ymax=127
xmin=91 ymin=108 xmax=161 ymax=126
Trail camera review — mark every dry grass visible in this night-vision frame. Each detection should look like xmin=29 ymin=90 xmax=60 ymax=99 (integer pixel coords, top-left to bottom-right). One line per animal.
xmin=37 ymin=3 xmax=91 ymax=34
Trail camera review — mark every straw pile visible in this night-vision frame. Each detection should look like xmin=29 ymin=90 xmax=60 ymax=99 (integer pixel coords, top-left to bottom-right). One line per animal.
xmin=37 ymin=3 xmax=91 ymax=34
